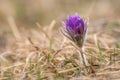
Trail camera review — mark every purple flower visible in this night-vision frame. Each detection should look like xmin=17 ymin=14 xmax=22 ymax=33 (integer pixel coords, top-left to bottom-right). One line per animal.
xmin=60 ymin=13 xmax=88 ymax=47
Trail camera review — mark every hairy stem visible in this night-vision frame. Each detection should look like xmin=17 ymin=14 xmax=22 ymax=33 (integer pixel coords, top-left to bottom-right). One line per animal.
xmin=78 ymin=47 xmax=95 ymax=73
xmin=78 ymin=47 xmax=88 ymax=71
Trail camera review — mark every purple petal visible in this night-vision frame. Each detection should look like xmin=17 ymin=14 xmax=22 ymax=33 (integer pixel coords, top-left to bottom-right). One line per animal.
xmin=65 ymin=13 xmax=85 ymax=35
xmin=78 ymin=19 xmax=84 ymax=31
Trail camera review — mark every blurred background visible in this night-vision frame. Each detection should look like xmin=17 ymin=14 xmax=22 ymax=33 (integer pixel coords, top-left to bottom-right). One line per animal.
xmin=0 ymin=0 xmax=120 ymax=50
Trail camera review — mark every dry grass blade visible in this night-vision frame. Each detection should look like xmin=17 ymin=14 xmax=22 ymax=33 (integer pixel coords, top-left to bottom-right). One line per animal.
xmin=7 ymin=16 xmax=21 ymax=40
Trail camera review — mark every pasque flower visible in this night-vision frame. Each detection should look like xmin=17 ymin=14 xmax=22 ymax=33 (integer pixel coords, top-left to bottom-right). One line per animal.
xmin=61 ymin=13 xmax=88 ymax=48
xmin=60 ymin=13 xmax=95 ymax=73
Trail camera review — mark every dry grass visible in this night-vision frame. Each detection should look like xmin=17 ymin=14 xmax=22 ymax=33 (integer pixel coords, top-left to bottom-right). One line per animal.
xmin=0 ymin=17 xmax=120 ymax=80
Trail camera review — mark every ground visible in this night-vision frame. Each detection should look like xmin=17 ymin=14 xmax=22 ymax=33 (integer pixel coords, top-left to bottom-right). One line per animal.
xmin=0 ymin=18 xmax=120 ymax=80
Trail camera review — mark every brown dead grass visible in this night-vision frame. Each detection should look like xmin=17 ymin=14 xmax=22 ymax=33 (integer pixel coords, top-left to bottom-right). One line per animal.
xmin=0 ymin=17 xmax=120 ymax=80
